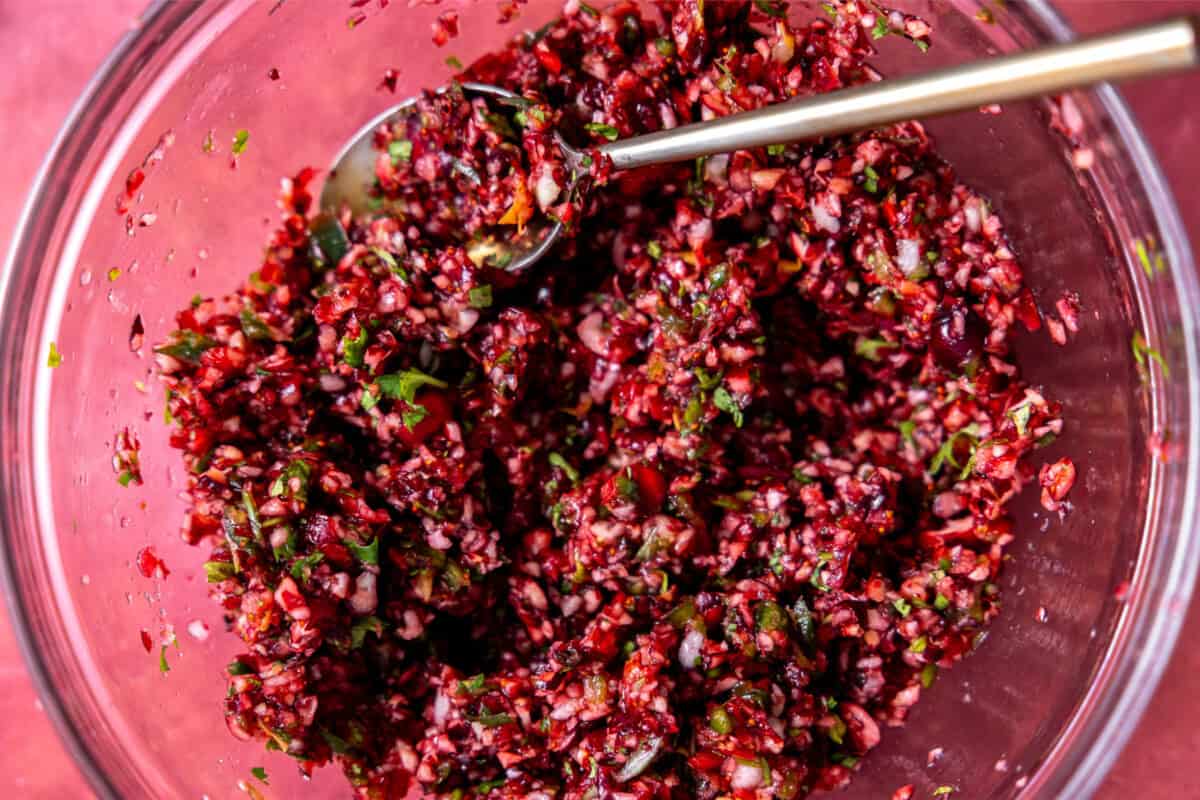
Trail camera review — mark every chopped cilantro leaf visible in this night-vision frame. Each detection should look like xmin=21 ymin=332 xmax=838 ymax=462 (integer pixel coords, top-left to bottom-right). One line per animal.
xmin=754 ymin=0 xmax=787 ymax=18
xmin=584 ymin=122 xmax=619 ymax=141
xmin=290 ymin=551 xmax=325 ymax=580
xmin=250 ymin=767 xmax=269 ymax=784
xmin=388 ymin=139 xmax=413 ymax=163
xmin=341 ymin=325 xmax=368 ymax=367
xmin=346 ymin=537 xmax=379 ymax=565
xmin=469 ymin=285 xmax=494 ymax=308
xmin=548 ymin=452 xmax=580 ymax=483
xmin=713 ymin=386 xmax=744 ymax=427
xmin=231 ymin=129 xmax=250 ymax=157
xmin=377 ymin=368 xmax=448 ymax=403
xmin=1132 ymin=332 xmax=1170 ymax=378
xmin=872 ymin=15 xmax=890 ymax=39
xmin=321 ymin=728 xmax=351 ymax=754
xmin=239 ymin=307 xmax=272 ymax=341
xmin=47 ymin=341 xmax=63 ymax=368
xmin=204 ymin=561 xmax=236 ymax=583
xmin=401 ymin=405 xmax=428 ymax=430
xmin=863 ymin=165 xmax=880 ymax=193
xmin=159 ymin=646 xmax=171 ymax=673
xmin=154 ymin=330 xmax=216 ymax=364
xmin=458 ymin=673 xmax=488 ymax=696
xmin=350 ymin=616 xmax=384 ymax=649
xmin=855 ymin=336 xmax=898 ymax=362
xmin=1007 ymin=401 xmax=1032 ymax=436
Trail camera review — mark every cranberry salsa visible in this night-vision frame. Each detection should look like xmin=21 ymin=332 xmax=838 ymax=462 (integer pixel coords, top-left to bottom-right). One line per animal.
xmin=156 ymin=1 xmax=1074 ymax=797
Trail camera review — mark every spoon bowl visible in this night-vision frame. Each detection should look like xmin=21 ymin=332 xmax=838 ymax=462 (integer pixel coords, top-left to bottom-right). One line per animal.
xmin=320 ymin=81 xmax=568 ymax=272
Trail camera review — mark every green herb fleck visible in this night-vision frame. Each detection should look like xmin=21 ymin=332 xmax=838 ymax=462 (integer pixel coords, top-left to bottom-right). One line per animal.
xmin=159 ymin=646 xmax=171 ymax=674
xmin=269 ymin=459 xmax=311 ymax=502
xmin=468 ymin=285 xmax=493 ymax=309
xmin=239 ymin=307 xmax=272 ymax=341
xmin=930 ymin=426 xmax=980 ymax=476
xmin=828 ymin=717 xmax=847 ymax=745
xmin=350 ymin=615 xmax=384 ymax=649
xmin=655 ymin=37 xmax=675 ymax=57
xmin=47 ymin=342 xmax=63 ymax=368
xmin=231 ymin=129 xmax=249 ymax=157
xmin=753 ymin=0 xmax=787 ymax=18
xmin=872 ymin=15 xmax=890 ymax=39
xmin=921 ymin=663 xmax=938 ymax=688
xmin=811 ymin=551 xmax=834 ymax=592
xmin=584 ymin=122 xmax=620 ymax=141
xmin=933 ymin=787 xmax=956 ymax=797
xmin=321 ymin=728 xmax=351 ymax=754
xmin=1132 ymin=331 xmax=1169 ymax=378
xmin=934 ymin=593 xmax=951 ymax=611
xmin=242 ymin=488 xmax=261 ymax=539
xmin=290 ymin=551 xmax=325 ymax=580
xmin=401 ymin=405 xmax=427 ymax=430
xmin=755 ymin=601 xmax=788 ymax=631
xmin=893 ymin=597 xmax=912 ymax=616
xmin=713 ymin=386 xmax=744 ymax=428
xmin=470 ymin=710 xmax=515 ymax=727
xmin=445 ymin=55 xmax=463 ymax=70
xmin=228 ymin=660 xmax=254 ymax=676
xmin=915 ymin=39 xmax=930 ymax=53
xmin=898 ymin=419 xmax=916 ymax=446
xmin=855 ymin=336 xmax=898 ymax=362
xmin=863 ymin=165 xmax=880 ymax=193
xmin=250 ymin=767 xmax=269 ymax=785
xmin=346 ymin=537 xmax=379 ymax=565
xmin=204 ymin=561 xmax=236 ymax=583
xmin=709 ymin=706 xmax=734 ymax=734
xmin=388 ymin=139 xmax=413 ymax=163
xmin=548 ymin=452 xmax=580 ymax=484
xmin=154 ymin=330 xmax=217 ymax=364
xmin=647 ymin=241 xmax=663 ymax=260
xmin=341 ymin=326 xmax=368 ymax=367
xmin=1007 ymin=400 xmax=1032 ymax=436
xmin=458 ymin=673 xmax=488 ymax=696
xmin=377 ymin=368 xmax=448 ymax=403
xmin=909 ymin=635 xmax=928 ymax=654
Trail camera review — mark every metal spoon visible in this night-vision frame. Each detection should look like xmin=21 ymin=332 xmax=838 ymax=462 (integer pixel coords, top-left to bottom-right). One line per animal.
xmin=321 ymin=15 xmax=1198 ymax=272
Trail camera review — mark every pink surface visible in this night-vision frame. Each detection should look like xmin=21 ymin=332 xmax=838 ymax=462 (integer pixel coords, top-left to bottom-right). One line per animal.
xmin=0 ymin=2 xmax=1196 ymax=798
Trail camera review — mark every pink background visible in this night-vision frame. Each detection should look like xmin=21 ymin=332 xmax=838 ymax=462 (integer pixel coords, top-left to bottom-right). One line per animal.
xmin=1 ymin=1 xmax=1197 ymax=797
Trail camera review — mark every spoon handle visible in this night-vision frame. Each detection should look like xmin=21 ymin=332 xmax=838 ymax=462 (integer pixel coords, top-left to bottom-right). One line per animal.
xmin=597 ymin=16 xmax=1198 ymax=171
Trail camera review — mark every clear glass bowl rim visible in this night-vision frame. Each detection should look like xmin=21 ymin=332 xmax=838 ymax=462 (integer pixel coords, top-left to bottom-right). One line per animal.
xmin=1 ymin=1 xmax=1197 ymax=798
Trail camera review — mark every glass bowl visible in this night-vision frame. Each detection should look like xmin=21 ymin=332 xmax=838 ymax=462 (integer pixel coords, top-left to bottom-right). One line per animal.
xmin=2 ymin=1 xmax=1196 ymax=798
